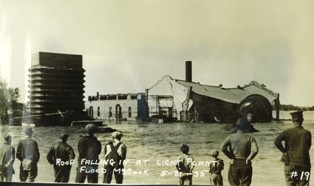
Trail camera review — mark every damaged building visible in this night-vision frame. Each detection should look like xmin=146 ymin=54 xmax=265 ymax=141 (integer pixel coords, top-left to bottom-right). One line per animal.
xmin=147 ymin=62 xmax=280 ymax=123
xmin=85 ymin=61 xmax=280 ymax=123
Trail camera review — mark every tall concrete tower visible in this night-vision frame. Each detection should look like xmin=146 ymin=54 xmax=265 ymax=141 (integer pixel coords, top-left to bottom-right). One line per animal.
xmin=28 ymin=52 xmax=85 ymax=125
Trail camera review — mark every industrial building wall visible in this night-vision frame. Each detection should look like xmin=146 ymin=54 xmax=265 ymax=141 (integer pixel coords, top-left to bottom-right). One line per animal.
xmin=148 ymin=75 xmax=190 ymax=121
xmin=85 ymin=99 xmax=105 ymax=119
xmin=85 ymin=99 xmax=139 ymax=121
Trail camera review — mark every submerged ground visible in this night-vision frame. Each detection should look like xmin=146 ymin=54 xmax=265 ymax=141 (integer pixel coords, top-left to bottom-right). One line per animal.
xmin=1 ymin=111 xmax=313 ymax=185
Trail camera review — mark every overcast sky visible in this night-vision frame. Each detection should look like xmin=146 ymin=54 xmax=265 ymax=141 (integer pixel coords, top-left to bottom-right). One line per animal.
xmin=1 ymin=0 xmax=314 ymax=106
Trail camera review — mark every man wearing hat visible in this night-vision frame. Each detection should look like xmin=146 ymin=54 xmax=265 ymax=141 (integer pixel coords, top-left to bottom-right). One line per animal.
xmin=47 ymin=133 xmax=75 ymax=182
xmin=274 ymin=111 xmax=312 ymax=186
xmin=103 ymin=131 xmax=127 ymax=184
xmin=208 ymin=149 xmax=224 ymax=186
xmin=0 ymin=134 xmax=15 ymax=181
xmin=221 ymin=119 xmax=259 ymax=186
xmin=16 ymin=127 xmax=40 ymax=182
xmin=75 ymin=124 xmax=102 ymax=183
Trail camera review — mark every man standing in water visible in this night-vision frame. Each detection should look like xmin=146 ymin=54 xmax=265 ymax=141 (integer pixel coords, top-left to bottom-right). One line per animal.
xmin=176 ymin=144 xmax=195 ymax=186
xmin=274 ymin=111 xmax=311 ymax=186
xmin=16 ymin=127 xmax=40 ymax=182
xmin=0 ymin=134 xmax=15 ymax=181
xmin=75 ymin=124 xmax=102 ymax=183
xmin=103 ymin=131 xmax=127 ymax=184
xmin=221 ymin=119 xmax=259 ymax=186
xmin=208 ymin=149 xmax=224 ymax=186
xmin=47 ymin=133 xmax=75 ymax=182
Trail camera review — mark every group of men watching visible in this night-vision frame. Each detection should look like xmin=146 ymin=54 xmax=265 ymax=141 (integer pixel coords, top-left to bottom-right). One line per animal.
xmin=0 ymin=123 xmax=127 ymax=184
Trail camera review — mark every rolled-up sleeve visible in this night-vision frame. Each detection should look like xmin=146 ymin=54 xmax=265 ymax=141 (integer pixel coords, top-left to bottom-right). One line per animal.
xmin=249 ymin=137 xmax=259 ymax=160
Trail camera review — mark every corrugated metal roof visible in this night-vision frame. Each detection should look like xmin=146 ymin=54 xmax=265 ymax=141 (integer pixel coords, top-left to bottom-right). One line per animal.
xmin=176 ymin=80 xmax=278 ymax=104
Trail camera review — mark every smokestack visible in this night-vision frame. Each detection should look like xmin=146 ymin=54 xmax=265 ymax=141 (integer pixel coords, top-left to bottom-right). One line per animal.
xmin=185 ymin=61 xmax=192 ymax=82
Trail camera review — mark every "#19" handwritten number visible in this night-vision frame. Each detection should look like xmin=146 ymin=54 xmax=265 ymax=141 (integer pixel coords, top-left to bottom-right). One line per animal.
xmin=290 ymin=171 xmax=310 ymax=181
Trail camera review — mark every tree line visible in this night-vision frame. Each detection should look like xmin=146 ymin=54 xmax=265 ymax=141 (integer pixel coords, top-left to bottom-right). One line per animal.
xmin=279 ymin=104 xmax=314 ymax=111
xmin=0 ymin=79 xmax=24 ymax=125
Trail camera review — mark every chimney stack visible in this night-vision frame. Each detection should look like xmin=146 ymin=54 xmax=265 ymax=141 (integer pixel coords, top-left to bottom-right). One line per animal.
xmin=185 ymin=61 xmax=192 ymax=82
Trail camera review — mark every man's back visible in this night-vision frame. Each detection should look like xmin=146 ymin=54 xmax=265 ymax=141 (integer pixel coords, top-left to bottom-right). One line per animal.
xmin=177 ymin=154 xmax=194 ymax=173
xmin=17 ymin=137 xmax=40 ymax=162
xmin=47 ymin=142 xmax=75 ymax=164
xmin=221 ymin=131 xmax=258 ymax=159
xmin=55 ymin=142 xmax=75 ymax=160
xmin=104 ymin=141 xmax=127 ymax=160
xmin=275 ymin=126 xmax=311 ymax=167
xmin=78 ymin=135 xmax=101 ymax=161
xmin=0 ymin=142 xmax=14 ymax=164
xmin=209 ymin=158 xmax=224 ymax=174
xmin=0 ymin=142 xmax=10 ymax=153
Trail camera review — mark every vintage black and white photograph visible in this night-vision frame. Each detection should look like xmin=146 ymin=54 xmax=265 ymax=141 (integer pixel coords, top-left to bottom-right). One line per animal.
xmin=0 ymin=0 xmax=313 ymax=186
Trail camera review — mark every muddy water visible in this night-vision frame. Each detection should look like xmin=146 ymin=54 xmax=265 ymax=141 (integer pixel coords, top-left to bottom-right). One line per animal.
xmin=1 ymin=111 xmax=314 ymax=185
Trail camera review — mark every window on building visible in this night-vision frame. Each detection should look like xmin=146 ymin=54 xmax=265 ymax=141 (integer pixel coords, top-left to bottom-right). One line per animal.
xmin=128 ymin=107 xmax=132 ymax=118
xmin=89 ymin=106 xmax=94 ymax=118
xmin=109 ymin=107 xmax=112 ymax=118
xmin=97 ymin=107 xmax=100 ymax=117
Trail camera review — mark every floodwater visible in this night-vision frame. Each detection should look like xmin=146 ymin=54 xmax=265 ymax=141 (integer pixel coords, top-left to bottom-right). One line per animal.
xmin=0 ymin=111 xmax=314 ymax=185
